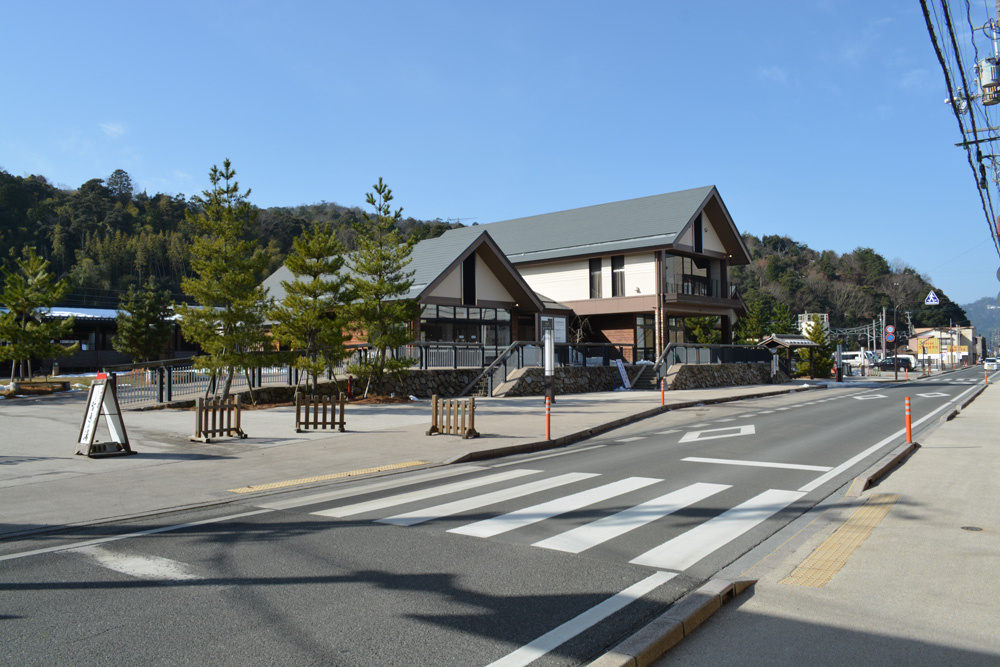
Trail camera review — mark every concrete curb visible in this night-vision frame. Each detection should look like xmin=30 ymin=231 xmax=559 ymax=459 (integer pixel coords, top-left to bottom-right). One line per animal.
xmin=448 ymin=385 xmax=820 ymax=464
xmin=845 ymin=442 xmax=919 ymax=497
xmin=586 ymin=579 xmax=756 ymax=667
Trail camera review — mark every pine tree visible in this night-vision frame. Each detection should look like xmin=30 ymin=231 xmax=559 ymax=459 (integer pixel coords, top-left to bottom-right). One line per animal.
xmin=113 ymin=278 xmax=174 ymax=362
xmin=176 ymin=160 xmax=271 ymax=399
xmin=796 ymin=314 xmax=835 ymax=378
xmin=0 ymin=247 xmax=79 ymax=380
xmin=684 ymin=316 xmax=721 ymax=344
xmin=347 ymin=178 xmax=420 ymax=394
xmin=269 ymin=222 xmax=353 ymax=394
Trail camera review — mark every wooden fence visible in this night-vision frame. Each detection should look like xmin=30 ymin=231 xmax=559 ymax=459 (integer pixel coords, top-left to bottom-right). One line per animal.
xmin=296 ymin=393 xmax=347 ymax=433
xmin=191 ymin=396 xmax=247 ymax=442
xmin=426 ymin=395 xmax=479 ymax=439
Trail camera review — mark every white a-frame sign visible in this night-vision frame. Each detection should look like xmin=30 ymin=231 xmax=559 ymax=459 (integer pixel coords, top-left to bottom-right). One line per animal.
xmin=76 ymin=373 xmax=136 ymax=457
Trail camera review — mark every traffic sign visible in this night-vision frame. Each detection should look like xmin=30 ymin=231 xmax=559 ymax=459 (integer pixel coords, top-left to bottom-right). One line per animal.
xmin=886 ymin=333 xmax=896 ymax=342
xmin=886 ymin=325 xmax=896 ymax=334
xmin=925 ymin=290 xmax=940 ymax=305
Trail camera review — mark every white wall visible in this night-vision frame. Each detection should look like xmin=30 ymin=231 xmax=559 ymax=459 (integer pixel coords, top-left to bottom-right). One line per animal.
xmin=475 ymin=252 xmax=515 ymax=302
xmin=517 ymin=253 xmax=655 ymax=301
xmin=700 ymin=211 xmax=726 ymax=253
xmin=427 ymin=263 xmax=461 ymax=299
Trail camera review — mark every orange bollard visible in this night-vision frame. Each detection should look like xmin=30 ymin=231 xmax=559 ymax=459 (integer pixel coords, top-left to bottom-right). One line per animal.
xmin=906 ymin=367 xmax=909 ymax=381
xmin=661 ymin=377 xmax=665 ymax=405
xmin=545 ymin=395 xmax=551 ymax=440
xmin=987 ymin=369 xmax=990 ymax=386
xmin=904 ymin=396 xmax=912 ymax=444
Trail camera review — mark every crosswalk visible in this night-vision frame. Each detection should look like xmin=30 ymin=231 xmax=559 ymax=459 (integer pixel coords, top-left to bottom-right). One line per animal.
xmin=298 ymin=469 xmax=807 ymax=574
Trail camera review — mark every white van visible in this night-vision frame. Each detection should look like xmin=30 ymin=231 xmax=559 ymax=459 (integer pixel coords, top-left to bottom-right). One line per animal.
xmin=840 ymin=350 xmax=875 ymax=367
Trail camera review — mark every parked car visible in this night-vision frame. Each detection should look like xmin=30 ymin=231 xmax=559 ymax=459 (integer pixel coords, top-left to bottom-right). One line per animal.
xmin=875 ymin=356 xmax=913 ymax=370
xmin=985 ymin=358 xmax=998 ymax=371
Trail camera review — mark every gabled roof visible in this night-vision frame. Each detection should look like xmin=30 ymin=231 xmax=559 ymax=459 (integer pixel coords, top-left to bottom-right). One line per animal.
xmin=261 ymin=229 xmax=544 ymax=311
xmin=758 ymin=333 xmax=819 ymax=349
xmin=437 ymin=185 xmax=751 ymax=265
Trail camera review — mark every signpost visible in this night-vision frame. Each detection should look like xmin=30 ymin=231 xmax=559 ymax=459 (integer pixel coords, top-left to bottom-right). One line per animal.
xmin=76 ymin=373 xmax=135 ymax=457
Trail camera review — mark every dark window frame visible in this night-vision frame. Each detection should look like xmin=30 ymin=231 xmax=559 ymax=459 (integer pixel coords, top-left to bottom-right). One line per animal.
xmin=611 ymin=255 xmax=625 ymax=297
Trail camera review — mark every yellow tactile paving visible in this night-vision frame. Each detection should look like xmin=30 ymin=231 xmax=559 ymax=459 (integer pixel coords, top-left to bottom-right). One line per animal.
xmin=781 ymin=493 xmax=898 ymax=587
xmin=227 ymin=461 xmax=430 ymax=493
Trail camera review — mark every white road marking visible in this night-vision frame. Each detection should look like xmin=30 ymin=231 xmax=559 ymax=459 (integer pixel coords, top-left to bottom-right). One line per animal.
xmin=630 ymin=489 xmax=805 ymax=571
xmin=678 ymin=425 xmax=755 ymax=443
xmin=492 ymin=445 xmax=606 ymax=467
xmin=485 ymin=571 xmax=677 ymax=667
xmin=800 ymin=382 xmax=982 ymax=493
xmin=257 ymin=465 xmax=486 ymax=510
xmin=759 ymin=410 xmax=775 ymax=414
xmin=655 ymin=429 xmax=681 ymax=435
xmin=313 ymin=469 xmax=539 ymax=518
xmin=916 ymin=392 xmax=950 ymax=398
xmin=449 ymin=477 xmax=661 ymax=539
xmin=75 ymin=545 xmax=201 ymax=581
xmin=616 ymin=436 xmax=645 ymax=443
xmin=689 ymin=423 xmax=711 ymax=428
xmin=715 ymin=418 xmax=736 ymax=422
xmin=681 ymin=457 xmax=833 ymax=472
xmin=0 ymin=509 xmax=274 ymax=562
xmin=533 ymin=483 xmax=730 ymax=554
xmin=852 ymin=394 xmax=886 ymax=400
xmin=378 ymin=473 xmax=599 ymax=527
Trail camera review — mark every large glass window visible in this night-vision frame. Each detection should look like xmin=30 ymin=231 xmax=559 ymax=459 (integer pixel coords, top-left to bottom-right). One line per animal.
xmin=589 ymin=258 xmax=602 ymax=298
xmin=611 ymin=255 xmax=625 ymax=297
xmin=420 ymin=306 xmax=512 ymax=347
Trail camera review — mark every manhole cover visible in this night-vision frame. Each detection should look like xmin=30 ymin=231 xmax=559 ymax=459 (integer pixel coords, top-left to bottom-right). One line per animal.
xmin=961 ymin=526 xmax=983 ymax=532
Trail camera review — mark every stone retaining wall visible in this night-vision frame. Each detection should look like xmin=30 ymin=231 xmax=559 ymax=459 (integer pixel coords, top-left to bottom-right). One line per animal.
xmin=664 ymin=362 xmax=788 ymax=390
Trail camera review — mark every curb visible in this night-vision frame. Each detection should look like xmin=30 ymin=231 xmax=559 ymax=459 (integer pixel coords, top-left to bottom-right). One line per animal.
xmin=845 ymin=442 xmax=919 ymax=497
xmin=586 ymin=579 xmax=756 ymax=667
xmin=448 ymin=385 xmax=821 ymax=464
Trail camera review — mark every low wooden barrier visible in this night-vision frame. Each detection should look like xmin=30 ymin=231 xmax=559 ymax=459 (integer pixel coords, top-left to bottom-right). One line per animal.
xmin=426 ymin=394 xmax=479 ymax=439
xmin=191 ymin=395 xmax=247 ymax=442
xmin=296 ymin=393 xmax=346 ymax=433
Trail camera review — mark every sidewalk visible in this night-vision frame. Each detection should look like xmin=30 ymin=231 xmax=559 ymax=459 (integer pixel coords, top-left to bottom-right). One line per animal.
xmin=0 ymin=382 xmax=816 ymax=539
xmin=655 ymin=380 xmax=1000 ymax=666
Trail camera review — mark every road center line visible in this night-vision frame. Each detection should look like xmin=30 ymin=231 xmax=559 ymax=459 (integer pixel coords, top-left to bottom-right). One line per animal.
xmin=799 ymin=382 xmax=982 ymax=493
xmin=485 ymin=571 xmax=677 ymax=667
xmin=682 ymin=457 xmax=833 ymax=472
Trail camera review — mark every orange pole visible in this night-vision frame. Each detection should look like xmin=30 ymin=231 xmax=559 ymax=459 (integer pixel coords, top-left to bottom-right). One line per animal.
xmin=905 ymin=367 xmax=909 ymax=381
xmin=905 ymin=396 xmax=912 ymax=444
xmin=660 ymin=377 xmax=665 ymax=405
xmin=545 ymin=396 xmax=551 ymax=440
xmin=987 ymin=369 xmax=990 ymax=386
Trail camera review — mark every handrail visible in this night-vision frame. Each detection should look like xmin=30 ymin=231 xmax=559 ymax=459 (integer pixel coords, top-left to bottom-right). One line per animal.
xmin=458 ymin=340 xmax=525 ymax=397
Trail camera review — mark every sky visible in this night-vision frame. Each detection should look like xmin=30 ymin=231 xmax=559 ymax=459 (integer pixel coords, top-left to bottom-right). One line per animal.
xmin=3 ymin=1 xmax=1000 ymax=307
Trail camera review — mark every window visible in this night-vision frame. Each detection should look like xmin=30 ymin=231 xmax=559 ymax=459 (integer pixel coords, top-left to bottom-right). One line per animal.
xmin=611 ymin=255 xmax=625 ymax=297
xmin=693 ymin=213 xmax=703 ymax=253
xmin=462 ymin=254 xmax=476 ymax=306
xmin=589 ymin=258 xmax=602 ymax=298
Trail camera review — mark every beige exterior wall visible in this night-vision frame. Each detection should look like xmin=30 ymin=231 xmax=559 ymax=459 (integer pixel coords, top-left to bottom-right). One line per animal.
xmin=517 ymin=253 xmax=656 ymax=302
xmin=518 ymin=260 xmax=590 ymax=302
xmin=700 ymin=211 xmax=726 ymax=253
xmin=426 ymin=253 xmax=515 ymax=303
xmin=475 ymin=252 xmax=515 ymax=302
xmin=427 ymin=264 xmax=461 ymax=299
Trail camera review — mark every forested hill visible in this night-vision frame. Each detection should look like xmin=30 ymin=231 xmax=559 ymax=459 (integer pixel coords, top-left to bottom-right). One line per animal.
xmin=0 ymin=168 xmax=460 ymax=305
xmin=731 ymin=233 xmax=967 ymax=332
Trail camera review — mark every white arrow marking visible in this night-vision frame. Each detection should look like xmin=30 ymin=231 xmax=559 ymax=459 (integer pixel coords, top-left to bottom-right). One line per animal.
xmin=679 ymin=425 xmax=755 ymax=443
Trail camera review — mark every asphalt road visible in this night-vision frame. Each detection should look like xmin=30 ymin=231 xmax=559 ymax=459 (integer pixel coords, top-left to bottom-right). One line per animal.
xmin=0 ymin=369 xmax=987 ymax=666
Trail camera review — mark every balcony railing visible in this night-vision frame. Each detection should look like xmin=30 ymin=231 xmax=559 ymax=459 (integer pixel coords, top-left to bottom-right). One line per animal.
xmin=664 ymin=277 xmax=740 ymax=300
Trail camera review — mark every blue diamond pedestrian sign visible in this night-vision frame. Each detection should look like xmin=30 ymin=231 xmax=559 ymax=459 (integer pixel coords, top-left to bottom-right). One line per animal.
xmin=925 ymin=290 xmax=940 ymax=305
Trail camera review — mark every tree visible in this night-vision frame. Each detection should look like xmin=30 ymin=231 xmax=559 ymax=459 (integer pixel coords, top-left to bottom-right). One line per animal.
xmin=796 ymin=314 xmax=835 ymax=378
xmin=347 ymin=178 xmax=420 ymax=394
xmin=0 ymin=247 xmax=79 ymax=381
xmin=106 ymin=169 xmax=134 ymax=206
xmin=176 ymin=159 xmax=271 ymax=400
xmin=684 ymin=316 xmax=721 ymax=344
xmin=269 ymin=222 xmax=353 ymax=394
xmin=113 ymin=278 xmax=174 ymax=362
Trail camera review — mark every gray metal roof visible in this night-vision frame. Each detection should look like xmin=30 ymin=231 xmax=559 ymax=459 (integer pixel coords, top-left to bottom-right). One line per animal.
xmin=261 ymin=229 xmax=543 ymax=310
xmin=437 ymin=185 xmax=732 ymax=264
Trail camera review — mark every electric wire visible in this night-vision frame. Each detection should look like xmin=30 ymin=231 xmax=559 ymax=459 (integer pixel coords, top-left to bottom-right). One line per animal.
xmin=923 ymin=0 xmax=1000 ymax=257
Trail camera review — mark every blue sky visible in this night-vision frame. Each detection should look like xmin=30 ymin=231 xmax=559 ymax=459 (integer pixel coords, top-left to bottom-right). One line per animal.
xmin=3 ymin=1 xmax=999 ymax=307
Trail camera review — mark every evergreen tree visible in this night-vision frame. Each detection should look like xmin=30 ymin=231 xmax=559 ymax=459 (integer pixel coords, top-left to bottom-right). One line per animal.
xmin=796 ymin=314 xmax=835 ymax=378
xmin=347 ymin=178 xmax=419 ymax=394
xmin=113 ymin=278 xmax=174 ymax=362
xmin=0 ymin=247 xmax=79 ymax=380
xmin=269 ymin=222 xmax=353 ymax=394
xmin=684 ymin=316 xmax=721 ymax=344
xmin=177 ymin=159 xmax=271 ymax=399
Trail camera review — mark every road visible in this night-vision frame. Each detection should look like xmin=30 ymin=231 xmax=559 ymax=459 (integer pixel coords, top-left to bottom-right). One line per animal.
xmin=0 ymin=369 xmax=987 ymax=666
